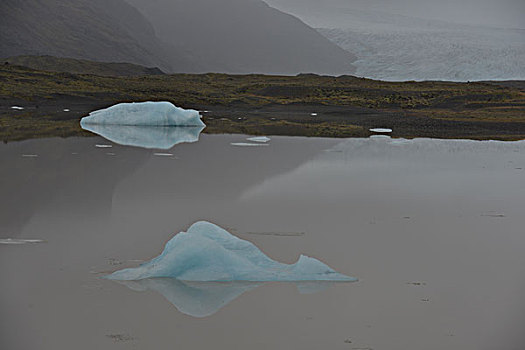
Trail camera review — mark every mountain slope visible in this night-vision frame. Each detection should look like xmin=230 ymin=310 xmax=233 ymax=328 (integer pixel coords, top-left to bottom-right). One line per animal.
xmin=126 ymin=0 xmax=356 ymax=75
xmin=0 ymin=0 xmax=197 ymax=72
xmin=4 ymin=55 xmax=165 ymax=76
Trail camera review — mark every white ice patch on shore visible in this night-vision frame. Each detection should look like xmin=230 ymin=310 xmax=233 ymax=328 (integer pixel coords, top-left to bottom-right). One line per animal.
xmin=231 ymin=143 xmax=269 ymax=147
xmin=370 ymin=128 xmax=393 ymax=133
xmin=80 ymin=101 xmax=205 ymax=127
xmin=105 ymin=221 xmax=355 ymax=282
xmin=246 ymin=136 xmax=271 ymax=143
xmin=0 ymin=239 xmax=45 ymax=245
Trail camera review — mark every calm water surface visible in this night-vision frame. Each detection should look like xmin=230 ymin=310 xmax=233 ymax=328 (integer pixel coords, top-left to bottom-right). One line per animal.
xmin=1 ymin=134 xmax=524 ymax=350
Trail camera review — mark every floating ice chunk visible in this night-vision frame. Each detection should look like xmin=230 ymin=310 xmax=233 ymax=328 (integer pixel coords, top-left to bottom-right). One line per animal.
xmin=0 ymin=238 xmax=45 ymax=245
xmin=82 ymin=124 xmax=204 ymax=150
xmin=370 ymin=128 xmax=393 ymax=133
xmin=153 ymin=153 xmax=174 ymax=157
xmin=105 ymin=221 xmax=355 ymax=282
xmin=80 ymin=101 xmax=205 ymax=127
xmin=11 ymin=106 xmax=24 ymax=110
xmin=311 ymin=113 xmax=318 ymax=116
xmin=63 ymin=109 xmax=70 ymax=112
xmin=246 ymin=136 xmax=271 ymax=143
xmin=230 ymin=143 xmax=269 ymax=147
xmin=95 ymin=144 xmax=112 ymax=148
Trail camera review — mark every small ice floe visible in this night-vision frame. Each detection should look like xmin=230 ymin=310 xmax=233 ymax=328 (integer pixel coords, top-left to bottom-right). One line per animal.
xmin=230 ymin=143 xmax=269 ymax=147
xmin=21 ymin=154 xmax=38 ymax=158
xmin=11 ymin=106 xmax=24 ymax=110
xmin=370 ymin=128 xmax=393 ymax=133
xmin=80 ymin=101 xmax=205 ymax=127
xmin=105 ymin=221 xmax=355 ymax=282
xmin=63 ymin=108 xmax=70 ymax=112
xmin=0 ymin=238 xmax=45 ymax=245
xmin=246 ymin=136 xmax=271 ymax=143
xmin=106 ymin=152 xmax=116 ymax=156
xmin=153 ymin=153 xmax=174 ymax=157
xmin=311 ymin=113 xmax=318 ymax=116
xmin=95 ymin=144 xmax=112 ymax=148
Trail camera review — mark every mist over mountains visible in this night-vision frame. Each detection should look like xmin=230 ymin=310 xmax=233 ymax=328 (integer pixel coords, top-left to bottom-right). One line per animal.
xmin=0 ymin=0 xmax=355 ymax=75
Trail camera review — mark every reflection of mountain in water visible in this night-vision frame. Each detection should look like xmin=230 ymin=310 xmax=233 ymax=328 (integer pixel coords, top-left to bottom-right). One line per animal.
xmin=81 ymin=125 xmax=204 ymax=149
xmin=118 ymin=278 xmax=341 ymax=318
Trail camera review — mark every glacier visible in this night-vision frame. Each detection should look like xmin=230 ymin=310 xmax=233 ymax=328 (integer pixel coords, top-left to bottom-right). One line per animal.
xmin=81 ymin=124 xmax=204 ymax=150
xmin=80 ymin=101 xmax=205 ymax=127
xmin=105 ymin=221 xmax=355 ymax=282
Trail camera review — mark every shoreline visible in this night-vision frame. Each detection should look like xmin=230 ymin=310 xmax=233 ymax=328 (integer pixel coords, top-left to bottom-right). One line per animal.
xmin=1 ymin=65 xmax=524 ymax=142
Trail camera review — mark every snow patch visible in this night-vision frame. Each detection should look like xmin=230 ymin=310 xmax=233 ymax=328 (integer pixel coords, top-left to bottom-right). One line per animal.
xmin=105 ymin=221 xmax=355 ymax=282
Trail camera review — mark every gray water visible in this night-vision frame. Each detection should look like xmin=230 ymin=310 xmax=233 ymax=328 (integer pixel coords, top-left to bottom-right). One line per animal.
xmin=1 ymin=134 xmax=524 ymax=349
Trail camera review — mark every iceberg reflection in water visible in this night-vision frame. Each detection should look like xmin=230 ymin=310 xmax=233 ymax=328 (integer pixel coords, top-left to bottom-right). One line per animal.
xmin=81 ymin=124 xmax=205 ymax=150
xmin=117 ymin=278 xmax=343 ymax=318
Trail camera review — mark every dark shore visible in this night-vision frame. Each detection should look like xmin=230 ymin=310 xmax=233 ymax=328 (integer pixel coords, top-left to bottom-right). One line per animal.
xmin=1 ymin=64 xmax=524 ymax=142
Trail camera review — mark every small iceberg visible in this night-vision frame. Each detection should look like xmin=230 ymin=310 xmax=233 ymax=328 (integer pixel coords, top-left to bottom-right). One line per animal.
xmin=80 ymin=101 xmax=205 ymax=127
xmin=105 ymin=221 xmax=355 ymax=282
xmin=230 ymin=143 xmax=269 ymax=147
xmin=82 ymin=124 xmax=204 ymax=150
xmin=370 ymin=128 xmax=392 ymax=133
xmin=0 ymin=238 xmax=45 ymax=245
xmin=11 ymin=106 xmax=24 ymax=110
xmin=246 ymin=136 xmax=271 ymax=143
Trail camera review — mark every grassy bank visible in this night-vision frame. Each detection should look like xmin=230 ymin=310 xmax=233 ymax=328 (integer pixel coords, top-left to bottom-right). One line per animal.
xmin=1 ymin=64 xmax=525 ymax=141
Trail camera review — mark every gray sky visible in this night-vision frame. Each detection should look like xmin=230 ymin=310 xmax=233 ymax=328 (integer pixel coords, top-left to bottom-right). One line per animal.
xmin=265 ymin=0 xmax=525 ymax=29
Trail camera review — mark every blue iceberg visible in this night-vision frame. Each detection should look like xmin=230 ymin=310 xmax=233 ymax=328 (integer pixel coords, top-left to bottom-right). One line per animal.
xmin=80 ymin=101 xmax=205 ymax=127
xmin=105 ymin=221 xmax=355 ymax=282
xmin=80 ymin=124 xmax=204 ymax=150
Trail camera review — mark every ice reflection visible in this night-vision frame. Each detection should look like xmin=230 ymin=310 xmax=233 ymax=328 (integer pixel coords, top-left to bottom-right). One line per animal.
xmin=117 ymin=279 xmax=346 ymax=318
xmin=81 ymin=125 xmax=205 ymax=149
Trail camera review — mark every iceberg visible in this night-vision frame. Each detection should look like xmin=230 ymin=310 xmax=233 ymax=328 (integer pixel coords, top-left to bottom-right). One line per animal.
xmin=81 ymin=124 xmax=204 ymax=150
xmin=246 ymin=136 xmax=271 ymax=143
xmin=370 ymin=128 xmax=392 ymax=133
xmin=105 ymin=221 xmax=355 ymax=282
xmin=80 ymin=101 xmax=205 ymax=127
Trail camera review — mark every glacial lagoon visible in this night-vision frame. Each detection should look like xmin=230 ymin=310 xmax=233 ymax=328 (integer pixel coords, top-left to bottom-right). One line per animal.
xmin=1 ymin=132 xmax=524 ymax=350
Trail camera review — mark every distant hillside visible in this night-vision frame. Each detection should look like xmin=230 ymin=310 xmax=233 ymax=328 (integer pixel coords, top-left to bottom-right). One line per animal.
xmin=4 ymin=56 xmax=165 ymax=76
xmin=0 ymin=0 xmax=196 ymax=73
xmin=126 ymin=0 xmax=356 ymax=75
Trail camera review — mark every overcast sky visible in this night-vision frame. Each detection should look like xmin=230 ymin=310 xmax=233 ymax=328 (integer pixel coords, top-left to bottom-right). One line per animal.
xmin=265 ymin=0 xmax=525 ymax=29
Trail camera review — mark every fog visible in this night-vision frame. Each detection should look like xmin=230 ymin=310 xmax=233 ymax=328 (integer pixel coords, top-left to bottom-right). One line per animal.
xmin=265 ymin=0 xmax=525 ymax=29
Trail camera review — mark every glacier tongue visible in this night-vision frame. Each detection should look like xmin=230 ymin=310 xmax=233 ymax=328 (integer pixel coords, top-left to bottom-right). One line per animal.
xmin=80 ymin=101 xmax=205 ymax=127
xmin=105 ymin=221 xmax=355 ymax=282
